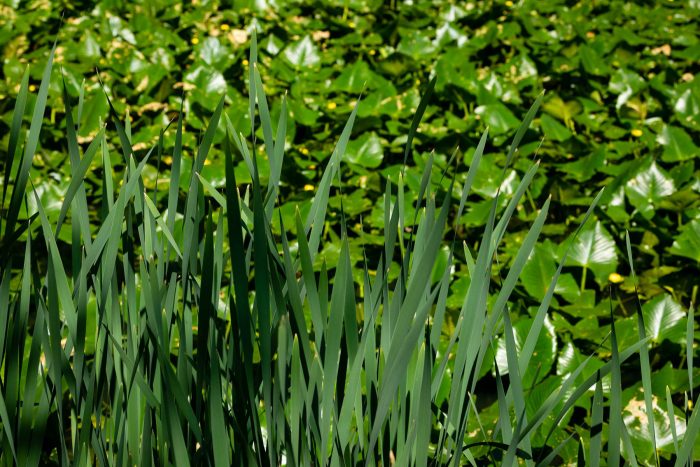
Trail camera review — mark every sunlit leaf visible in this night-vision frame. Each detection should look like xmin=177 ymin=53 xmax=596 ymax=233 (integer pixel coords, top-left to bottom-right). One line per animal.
xmin=625 ymin=161 xmax=675 ymax=219
xmin=283 ymin=36 xmax=320 ymax=68
xmin=640 ymin=295 xmax=686 ymax=344
xmin=344 ymin=132 xmax=384 ymax=168
xmin=656 ymin=125 xmax=700 ymax=162
xmin=568 ymin=221 xmax=618 ymax=285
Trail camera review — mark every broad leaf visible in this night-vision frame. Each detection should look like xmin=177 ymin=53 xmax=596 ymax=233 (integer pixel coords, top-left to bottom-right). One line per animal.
xmin=283 ymin=36 xmax=320 ymax=68
xmin=625 ymin=161 xmax=675 ymax=219
xmin=656 ymin=125 xmax=700 ymax=162
xmin=641 ymin=295 xmax=686 ymax=344
xmin=345 ymin=132 xmax=384 ymax=168
xmin=669 ymin=219 xmax=700 ymax=262
xmin=474 ymin=103 xmax=519 ymax=135
xmin=568 ymin=221 xmax=618 ymax=285
xmin=521 ymin=243 xmax=580 ymax=303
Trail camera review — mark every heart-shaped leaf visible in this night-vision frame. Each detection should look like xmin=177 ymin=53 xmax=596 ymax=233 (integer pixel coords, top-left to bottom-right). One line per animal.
xmin=568 ymin=221 xmax=618 ymax=284
xmin=656 ymin=125 xmax=700 ymax=162
xmin=540 ymin=114 xmax=572 ymax=141
xmin=333 ymin=60 xmax=383 ymax=93
xmin=625 ymin=161 xmax=675 ymax=219
xmin=642 ymin=295 xmax=685 ymax=344
xmin=475 ymin=103 xmax=519 ymax=135
xmin=344 ymin=132 xmax=384 ymax=169
xmin=521 ymin=243 xmax=581 ymax=303
xmin=283 ymin=36 xmax=320 ymax=68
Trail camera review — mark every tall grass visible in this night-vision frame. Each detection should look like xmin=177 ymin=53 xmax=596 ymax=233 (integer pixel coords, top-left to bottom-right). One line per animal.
xmin=0 ymin=33 xmax=697 ymax=466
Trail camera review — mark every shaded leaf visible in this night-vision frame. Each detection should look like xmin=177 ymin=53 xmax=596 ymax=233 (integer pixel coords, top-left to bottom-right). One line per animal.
xmin=669 ymin=219 xmax=700 ymax=262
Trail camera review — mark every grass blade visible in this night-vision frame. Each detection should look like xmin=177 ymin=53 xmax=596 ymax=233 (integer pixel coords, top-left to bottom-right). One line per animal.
xmin=402 ymin=76 xmax=436 ymax=169
xmin=666 ymin=386 xmax=680 ymax=457
xmin=2 ymin=66 xmax=29 ymax=215
xmin=5 ymin=42 xmax=56 ymax=240
xmin=675 ymin=394 xmax=700 ymax=466
xmin=166 ymin=95 xmax=185 ymax=232
xmin=55 ymin=127 xmax=104 ymax=237
xmin=519 ymin=188 xmax=604 ymax=376
xmin=608 ymin=298 xmax=622 ymax=467
xmin=590 ymin=374 xmax=604 ymax=467
xmin=625 ymin=231 xmax=658 ymax=465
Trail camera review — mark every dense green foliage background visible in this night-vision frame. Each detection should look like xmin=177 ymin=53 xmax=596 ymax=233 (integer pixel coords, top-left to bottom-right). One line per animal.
xmin=3 ymin=1 xmax=700 ymax=295
xmin=1 ymin=0 xmax=700 ymax=463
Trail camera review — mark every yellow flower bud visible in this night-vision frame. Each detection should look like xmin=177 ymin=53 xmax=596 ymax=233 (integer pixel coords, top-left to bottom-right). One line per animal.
xmin=631 ymin=129 xmax=643 ymax=137
xmin=191 ymin=37 xmax=199 ymax=45
xmin=608 ymin=273 xmax=624 ymax=284
xmin=303 ymin=184 xmax=315 ymax=191
xmin=327 ymin=102 xmax=337 ymax=110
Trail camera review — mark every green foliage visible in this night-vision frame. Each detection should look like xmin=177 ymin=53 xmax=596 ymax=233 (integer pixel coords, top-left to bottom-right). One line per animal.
xmin=2 ymin=0 xmax=699 ymax=301
xmin=1 ymin=0 xmax=700 ymax=464
xmin=0 ymin=29 xmax=699 ymax=465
